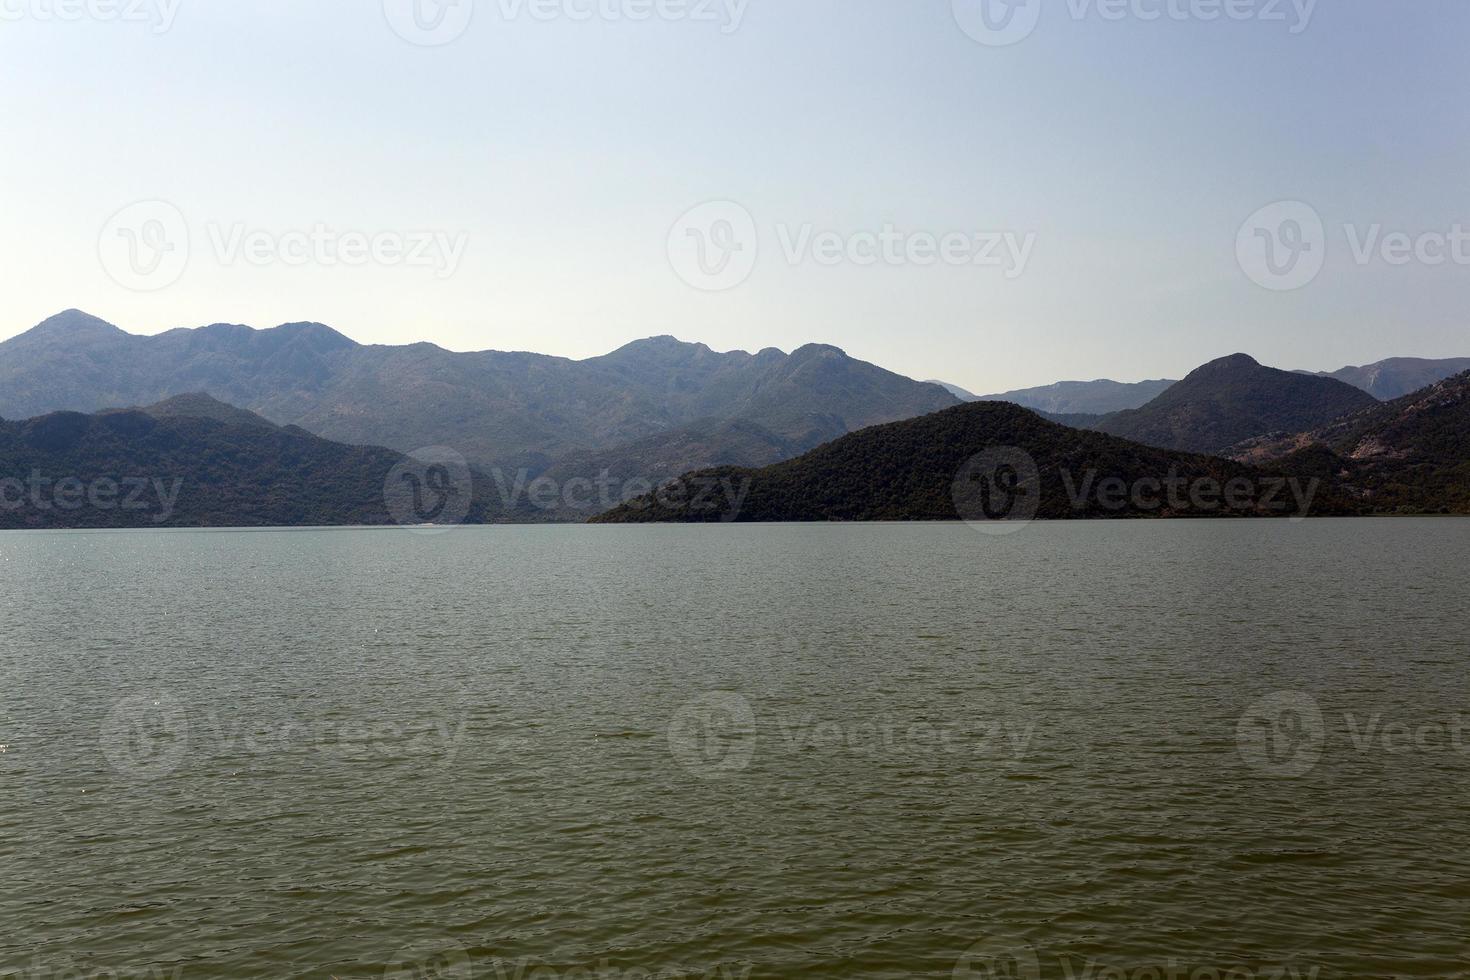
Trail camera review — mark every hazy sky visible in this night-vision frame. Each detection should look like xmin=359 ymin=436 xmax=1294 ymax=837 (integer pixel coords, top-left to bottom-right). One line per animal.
xmin=2 ymin=0 xmax=1467 ymax=393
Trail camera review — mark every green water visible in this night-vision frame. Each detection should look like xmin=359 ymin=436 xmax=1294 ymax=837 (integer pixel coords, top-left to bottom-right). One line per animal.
xmin=2 ymin=521 xmax=1467 ymax=979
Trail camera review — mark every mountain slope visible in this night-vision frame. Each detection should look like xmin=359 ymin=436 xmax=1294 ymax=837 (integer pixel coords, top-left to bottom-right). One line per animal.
xmin=0 ymin=312 xmax=958 ymax=476
xmin=928 ymin=380 xmax=980 ymax=402
xmin=0 ymin=395 xmax=495 ymax=529
xmin=979 ymin=378 xmax=1176 ymax=415
xmin=1305 ymin=357 xmax=1470 ymax=401
xmin=1234 ymin=371 xmax=1470 ymax=513
xmin=1094 ymin=354 xmax=1376 ymax=455
xmin=593 ymin=402 xmax=1337 ymax=523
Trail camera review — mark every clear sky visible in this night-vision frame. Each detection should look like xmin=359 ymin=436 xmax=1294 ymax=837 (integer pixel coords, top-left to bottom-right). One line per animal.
xmin=2 ymin=0 xmax=1467 ymax=393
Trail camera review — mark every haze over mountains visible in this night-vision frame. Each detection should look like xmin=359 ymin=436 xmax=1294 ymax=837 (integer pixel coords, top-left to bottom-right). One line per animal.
xmin=933 ymin=356 xmax=1470 ymax=418
xmin=1303 ymin=357 xmax=1470 ymax=401
xmin=0 ymin=311 xmax=958 ymax=482
xmin=4 ymin=309 xmax=1469 ymax=526
xmin=975 ymin=378 xmax=1179 ymax=415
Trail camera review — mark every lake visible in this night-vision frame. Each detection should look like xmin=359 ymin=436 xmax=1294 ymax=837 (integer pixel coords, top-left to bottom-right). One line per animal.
xmin=2 ymin=520 xmax=1468 ymax=979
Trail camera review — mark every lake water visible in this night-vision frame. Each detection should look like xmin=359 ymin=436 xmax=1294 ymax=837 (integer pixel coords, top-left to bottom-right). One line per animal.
xmin=2 ymin=520 xmax=1468 ymax=980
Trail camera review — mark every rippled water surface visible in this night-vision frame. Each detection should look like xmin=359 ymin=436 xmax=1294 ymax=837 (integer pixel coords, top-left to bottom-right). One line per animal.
xmin=2 ymin=521 xmax=1468 ymax=979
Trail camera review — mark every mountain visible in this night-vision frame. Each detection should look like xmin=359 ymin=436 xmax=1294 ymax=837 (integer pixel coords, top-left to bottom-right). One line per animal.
xmin=0 ymin=312 xmax=958 ymax=478
xmin=978 ymin=378 xmax=1176 ymax=415
xmin=593 ymin=401 xmax=1340 ymax=523
xmin=0 ymin=395 xmax=495 ymax=529
xmin=1093 ymin=354 xmax=1377 ymax=455
xmin=1302 ymin=357 xmax=1470 ymax=401
xmin=928 ymin=380 xmax=980 ymax=402
xmin=1231 ymin=371 xmax=1470 ymax=514
xmin=142 ymin=392 xmax=277 ymax=428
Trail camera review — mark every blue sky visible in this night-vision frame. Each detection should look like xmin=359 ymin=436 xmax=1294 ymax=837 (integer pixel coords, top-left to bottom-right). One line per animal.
xmin=1 ymin=0 xmax=1467 ymax=393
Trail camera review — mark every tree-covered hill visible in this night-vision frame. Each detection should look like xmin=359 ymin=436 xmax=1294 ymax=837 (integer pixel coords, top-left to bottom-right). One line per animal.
xmin=593 ymin=401 xmax=1347 ymax=524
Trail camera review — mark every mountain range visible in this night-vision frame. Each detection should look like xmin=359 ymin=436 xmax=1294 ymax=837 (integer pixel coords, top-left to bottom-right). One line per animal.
xmin=4 ymin=309 xmax=1469 ymax=526
xmin=1231 ymin=370 xmax=1470 ymax=514
xmin=0 ymin=311 xmax=958 ymax=485
xmin=0 ymin=395 xmax=497 ymax=529
xmin=1089 ymin=354 xmax=1378 ymax=455
xmin=1303 ymin=357 xmax=1470 ymax=401
xmin=928 ymin=356 xmax=1470 ymax=418
xmin=974 ymin=378 xmax=1179 ymax=415
xmin=593 ymin=401 xmax=1345 ymax=524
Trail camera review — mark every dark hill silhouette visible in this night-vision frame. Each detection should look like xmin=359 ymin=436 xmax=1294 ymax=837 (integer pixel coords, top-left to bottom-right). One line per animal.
xmin=593 ymin=401 xmax=1341 ymax=524
xmin=1093 ymin=354 xmax=1376 ymax=454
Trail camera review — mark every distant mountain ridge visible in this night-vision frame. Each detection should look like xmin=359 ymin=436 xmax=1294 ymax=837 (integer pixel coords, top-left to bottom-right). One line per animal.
xmin=0 ymin=311 xmax=958 ymax=479
xmin=0 ymin=394 xmax=497 ymax=529
xmin=1092 ymin=354 xmax=1377 ymax=455
xmin=594 ymin=401 xmax=1343 ymax=524
xmin=1300 ymin=357 xmax=1470 ymax=401
xmin=1230 ymin=371 xmax=1470 ymax=514
xmin=977 ymin=377 xmax=1177 ymax=415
